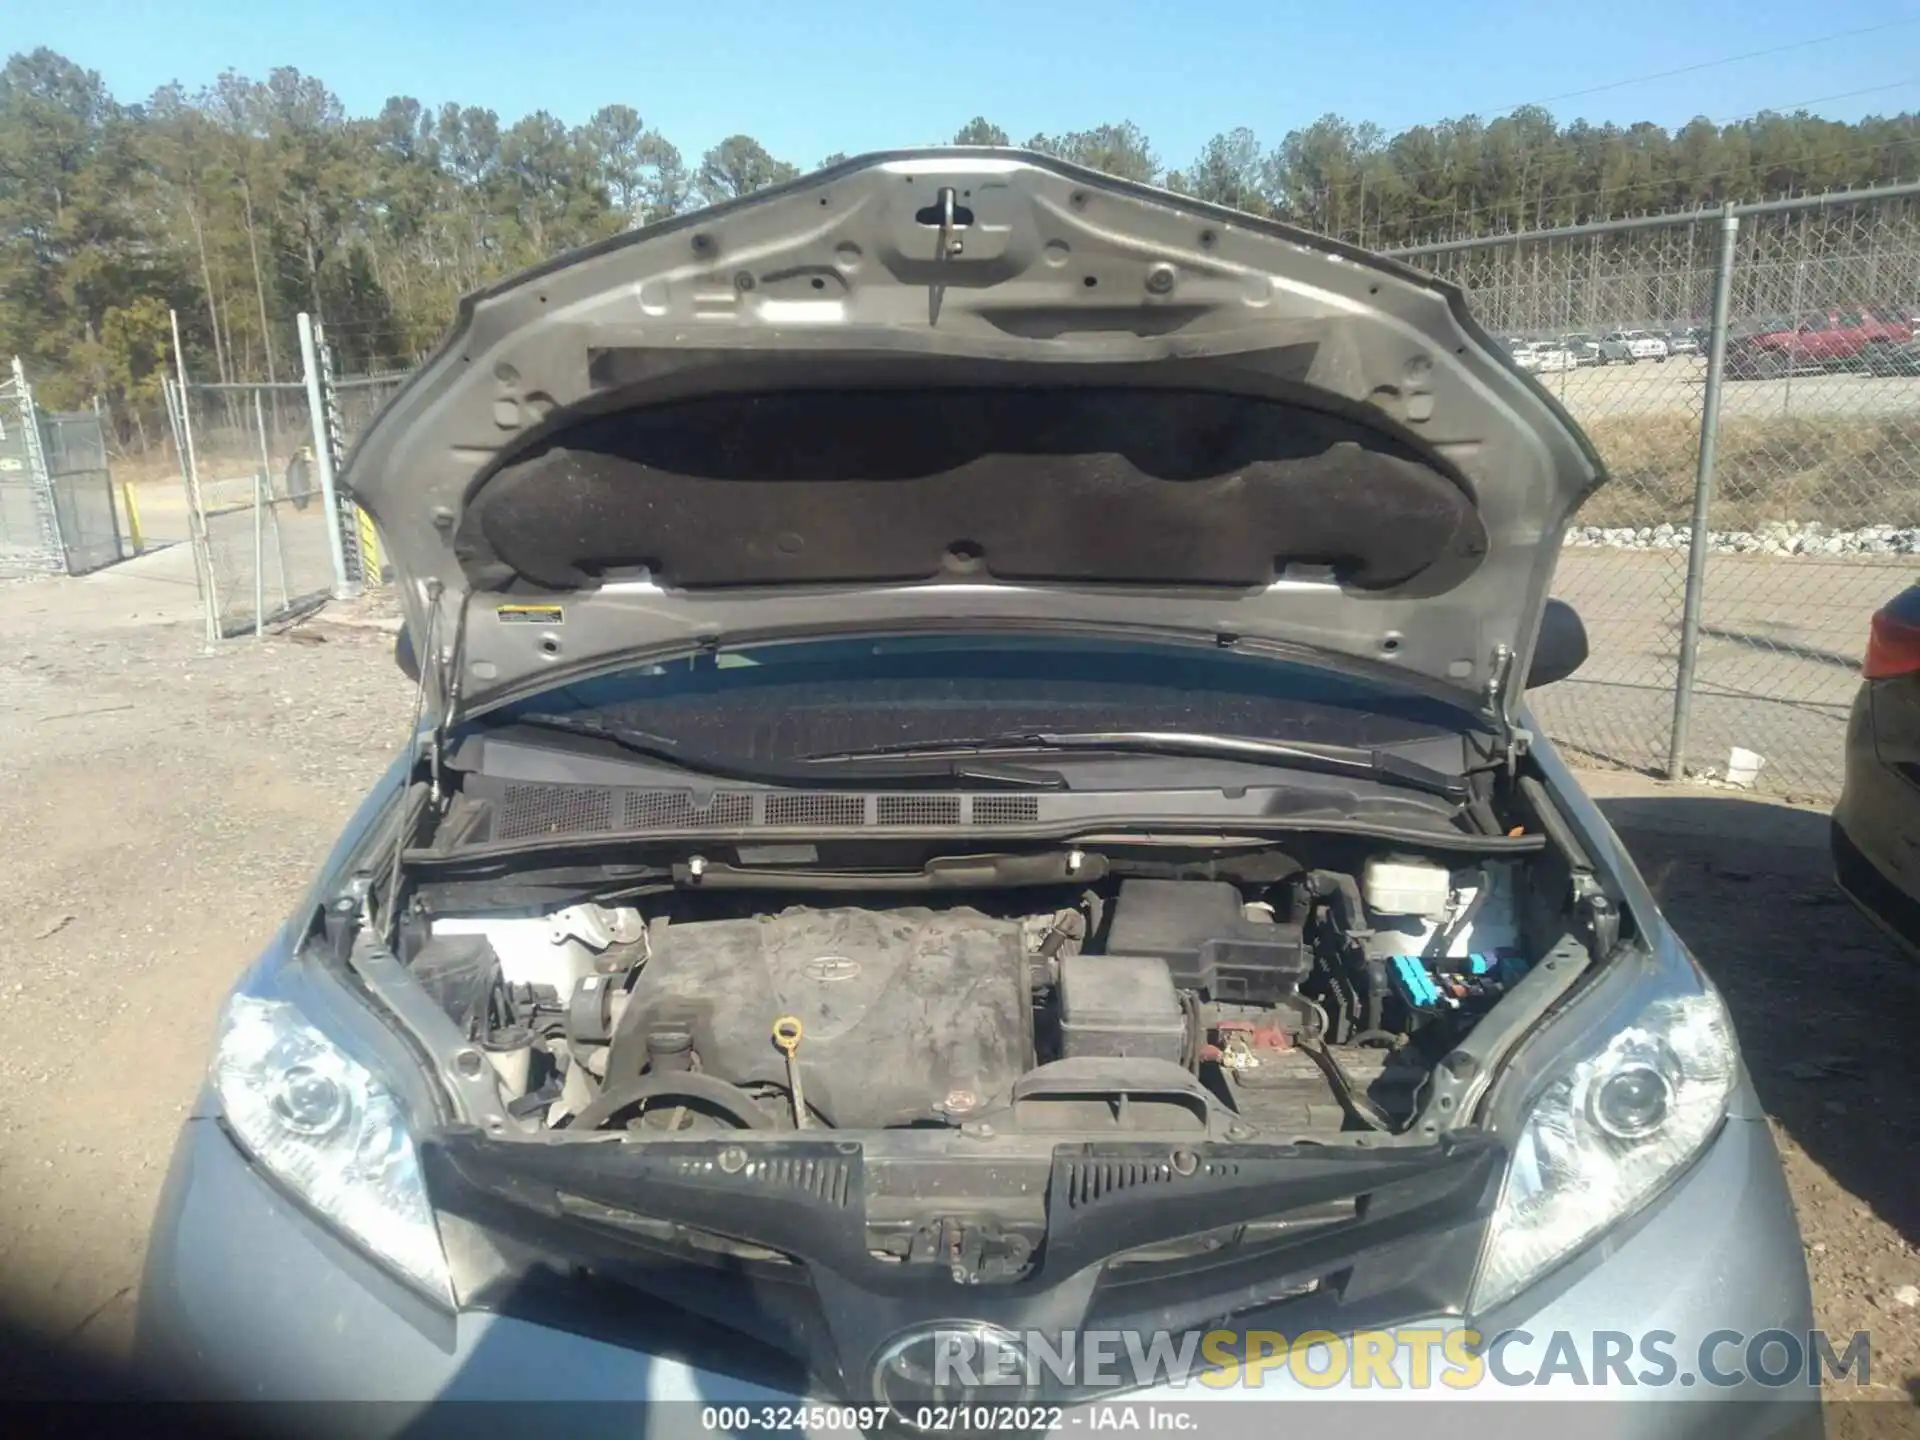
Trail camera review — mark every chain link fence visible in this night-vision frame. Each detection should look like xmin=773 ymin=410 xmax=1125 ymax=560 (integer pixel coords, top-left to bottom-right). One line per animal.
xmin=1390 ymin=182 xmax=1920 ymax=801
xmin=332 ymin=370 xmax=412 ymax=448
xmin=164 ymin=376 xmax=336 ymax=637
xmin=40 ymin=410 xmax=124 ymax=575
xmin=157 ymin=314 xmax=414 ymax=640
xmin=0 ymin=360 xmax=125 ymax=579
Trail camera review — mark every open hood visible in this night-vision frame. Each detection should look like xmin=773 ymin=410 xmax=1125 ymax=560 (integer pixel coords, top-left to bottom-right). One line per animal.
xmin=344 ymin=149 xmax=1604 ymax=729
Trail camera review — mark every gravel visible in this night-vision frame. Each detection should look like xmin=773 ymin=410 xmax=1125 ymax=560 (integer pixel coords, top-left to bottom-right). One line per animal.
xmin=0 ymin=575 xmax=413 ymax=1368
xmin=1567 ymin=520 xmax=1920 ymax=557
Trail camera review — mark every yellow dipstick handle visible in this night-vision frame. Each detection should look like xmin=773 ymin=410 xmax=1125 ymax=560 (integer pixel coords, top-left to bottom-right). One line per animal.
xmin=772 ymin=1017 xmax=809 ymax=1128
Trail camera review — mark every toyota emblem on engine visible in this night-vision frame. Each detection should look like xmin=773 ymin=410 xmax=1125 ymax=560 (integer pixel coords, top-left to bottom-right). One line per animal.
xmin=870 ymin=1322 xmax=1039 ymax=1409
xmin=805 ymin=955 xmax=861 ymax=982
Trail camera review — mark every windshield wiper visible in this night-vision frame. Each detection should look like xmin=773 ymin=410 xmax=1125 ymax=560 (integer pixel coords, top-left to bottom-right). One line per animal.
xmin=501 ymin=713 xmax=1066 ymax=790
xmin=806 ymin=729 xmax=1468 ymax=803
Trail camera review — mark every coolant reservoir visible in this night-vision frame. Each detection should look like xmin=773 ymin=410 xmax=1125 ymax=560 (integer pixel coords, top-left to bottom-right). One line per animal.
xmin=1362 ymin=858 xmax=1452 ymax=919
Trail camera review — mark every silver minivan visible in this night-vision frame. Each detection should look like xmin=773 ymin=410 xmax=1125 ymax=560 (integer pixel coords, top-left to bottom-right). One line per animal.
xmin=136 ymin=151 xmax=1816 ymax=1439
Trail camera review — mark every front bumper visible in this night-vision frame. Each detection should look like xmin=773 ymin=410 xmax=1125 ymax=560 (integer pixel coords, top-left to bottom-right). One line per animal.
xmin=134 ymin=1095 xmax=1818 ymax=1440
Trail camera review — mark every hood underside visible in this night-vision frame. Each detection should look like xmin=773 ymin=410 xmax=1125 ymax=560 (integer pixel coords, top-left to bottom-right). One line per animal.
xmin=343 ymin=149 xmax=1604 ymax=724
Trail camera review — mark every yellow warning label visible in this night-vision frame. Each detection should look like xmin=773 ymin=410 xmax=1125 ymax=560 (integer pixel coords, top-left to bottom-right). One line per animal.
xmin=496 ymin=604 xmax=564 ymax=625
xmin=353 ymin=505 xmax=385 ymax=579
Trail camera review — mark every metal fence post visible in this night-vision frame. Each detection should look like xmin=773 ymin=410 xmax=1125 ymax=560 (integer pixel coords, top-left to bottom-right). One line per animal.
xmin=248 ymin=392 xmax=267 ymax=639
xmin=253 ymin=388 xmax=291 ymax=618
xmin=1666 ymin=203 xmax=1739 ymax=781
xmin=316 ymin=326 xmax=374 ymax=584
xmin=298 ymin=312 xmax=356 ymax=598
xmin=165 ymin=315 xmax=221 ymax=646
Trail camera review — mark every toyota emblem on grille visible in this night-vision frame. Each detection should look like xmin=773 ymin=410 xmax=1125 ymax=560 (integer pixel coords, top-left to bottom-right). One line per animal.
xmin=805 ymin=955 xmax=861 ymax=982
xmin=870 ymin=1322 xmax=1038 ymax=1410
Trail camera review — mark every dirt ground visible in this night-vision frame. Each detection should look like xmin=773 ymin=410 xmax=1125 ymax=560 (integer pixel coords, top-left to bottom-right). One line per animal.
xmin=0 ymin=547 xmax=1917 ymax=1429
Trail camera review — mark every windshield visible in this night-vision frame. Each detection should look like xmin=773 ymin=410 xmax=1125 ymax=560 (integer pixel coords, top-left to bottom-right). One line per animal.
xmin=479 ymin=633 xmax=1484 ymax=764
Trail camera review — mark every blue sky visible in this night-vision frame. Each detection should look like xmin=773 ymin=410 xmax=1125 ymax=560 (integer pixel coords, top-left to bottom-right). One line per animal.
xmin=13 ymin=0 xmax=1920 ymax=167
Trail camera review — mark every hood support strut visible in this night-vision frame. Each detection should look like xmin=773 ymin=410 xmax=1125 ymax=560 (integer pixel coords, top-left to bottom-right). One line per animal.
xmin=1485 ymin=644 xmax=1532 ymax=775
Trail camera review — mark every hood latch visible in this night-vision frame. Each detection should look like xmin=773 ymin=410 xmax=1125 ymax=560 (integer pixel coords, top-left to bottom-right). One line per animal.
xmin=928 ymin=186 xmax=962 ymax=327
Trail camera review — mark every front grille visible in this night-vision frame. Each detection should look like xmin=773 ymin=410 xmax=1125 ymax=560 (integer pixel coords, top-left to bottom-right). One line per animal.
xmin=433 ymin=1128 xmax=1498 ymax=1405
xmin=764 ymin=793 xmax=867 ymax=827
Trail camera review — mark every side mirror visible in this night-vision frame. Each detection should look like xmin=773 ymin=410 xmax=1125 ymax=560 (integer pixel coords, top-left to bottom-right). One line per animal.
xmin=1529 ymin=598 xmax=1588 ymax=689
xmin=395 ymin=625 xmax=420 ymax=683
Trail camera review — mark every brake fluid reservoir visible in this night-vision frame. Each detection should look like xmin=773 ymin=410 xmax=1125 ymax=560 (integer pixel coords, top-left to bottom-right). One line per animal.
xmin=1364 ymin=861 xmax=1521 ymax=961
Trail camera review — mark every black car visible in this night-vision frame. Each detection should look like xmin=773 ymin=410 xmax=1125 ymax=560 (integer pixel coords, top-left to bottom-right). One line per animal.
xmin=1833 ymin=583 xmax=1920 ymax=952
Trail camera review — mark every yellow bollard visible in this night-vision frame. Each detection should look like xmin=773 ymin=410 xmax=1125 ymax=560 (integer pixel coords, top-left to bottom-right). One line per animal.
xmin=119 ymin=481 xmax=144 ymax=555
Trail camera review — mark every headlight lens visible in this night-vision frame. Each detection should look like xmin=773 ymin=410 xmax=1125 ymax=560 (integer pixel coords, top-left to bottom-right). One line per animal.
xmin=1471 ymin=988 xmax=1737 ymax=1313
xmin=213 ymin=994 xmax=451 ymax=1303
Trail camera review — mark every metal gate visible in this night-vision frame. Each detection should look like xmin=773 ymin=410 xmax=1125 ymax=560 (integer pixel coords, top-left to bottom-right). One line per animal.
xmin=40 ymin=411 xmax=123 ymax=575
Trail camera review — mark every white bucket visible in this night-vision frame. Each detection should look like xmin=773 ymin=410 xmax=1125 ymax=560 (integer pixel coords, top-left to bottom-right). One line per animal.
xmin=1725 ymin=746 xmax=1766 ymax=789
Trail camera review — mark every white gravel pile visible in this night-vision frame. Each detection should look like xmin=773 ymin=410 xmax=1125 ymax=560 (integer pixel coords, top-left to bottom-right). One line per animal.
xmin=1565 ymin=521 xmax=1920 ymax=556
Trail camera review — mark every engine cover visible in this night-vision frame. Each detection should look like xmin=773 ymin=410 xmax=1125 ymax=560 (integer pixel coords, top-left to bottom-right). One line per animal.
xmin=605 ymin=906 xmax=1033 ymax=1128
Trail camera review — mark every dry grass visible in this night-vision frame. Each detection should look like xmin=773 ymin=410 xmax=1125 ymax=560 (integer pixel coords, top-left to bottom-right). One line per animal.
xmin=113 ymin=451 xmax=183 ymax=489
xmin=1581 ymin=413 xmax=1920 ymax=528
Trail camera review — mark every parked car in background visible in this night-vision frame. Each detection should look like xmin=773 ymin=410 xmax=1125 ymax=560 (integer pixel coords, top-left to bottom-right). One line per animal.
xmin=1563 ymin=333 xmax=1634 ymax=365
xmin=1862 ymin=338 xmax=1920 ymax=376
xmin=1560 ymin=334 xmax=1598 ymax=366
xmin=1665 ymin=330 xmax=1701 ymax=356
xmin=1725 ymin=308 xmax=1914 ymax=378
xmin=1860 ymin=306 xmax=1914 ymax=345
xmin=1506 ymin=336 xmax=1542 ymax=371
xmin=1605 ymin=329 xmax=1670 ymax=361
xmin=1527 ymin=341 xmax=1577 ymax=373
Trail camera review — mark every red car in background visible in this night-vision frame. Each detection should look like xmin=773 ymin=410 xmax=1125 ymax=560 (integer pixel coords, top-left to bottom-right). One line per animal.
xmin=1724 ymin=306 xmax=1913 ymax=377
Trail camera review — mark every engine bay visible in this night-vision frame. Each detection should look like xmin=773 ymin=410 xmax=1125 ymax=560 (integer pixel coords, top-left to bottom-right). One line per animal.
xmin=396 ymin=838 xmax=1586 ymax=1145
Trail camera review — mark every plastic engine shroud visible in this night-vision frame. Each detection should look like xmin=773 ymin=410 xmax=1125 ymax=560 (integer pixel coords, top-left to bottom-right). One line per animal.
xmin=602 ymin=906 xmax=1034 ymax=1128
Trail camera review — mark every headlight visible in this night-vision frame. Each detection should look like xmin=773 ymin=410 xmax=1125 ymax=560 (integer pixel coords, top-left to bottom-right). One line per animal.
xmin=1471 ymin=987 xmax=1737 ymax=1313
xmin=212 ymin=994 xmax=451 ymax=1303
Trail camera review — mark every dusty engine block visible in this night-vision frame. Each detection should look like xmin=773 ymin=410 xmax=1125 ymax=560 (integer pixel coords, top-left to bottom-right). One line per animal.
xmin=602 ymin=905 xmax=1034 ymax=1128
